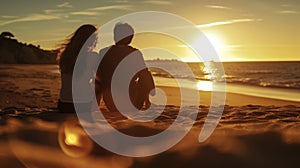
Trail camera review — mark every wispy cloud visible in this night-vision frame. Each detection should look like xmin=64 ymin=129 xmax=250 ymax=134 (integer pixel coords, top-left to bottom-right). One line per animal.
xmin=70 ymin=5 xmax=112 ymax=17
xmin=197 ymin=18 xmax=262 ymax=29
xmin=205 ymin=5 xmax=231 ymax=9
xmin=44 ymin=9 xmax=65 ymax=14
xmin=89 ymin=5 xmax=132 ymax=11
xmin=143 ymin=1 xmax=172 ymax=5
xmin=1 ymin=15 xmax=18 ymax=19
xmin=0 ymin=14 xmax=60 ymax=26
xmin=57 ymin=2 xmax=72 ymax=8
xmin=281 ymin=4 xmax=290 ymax=7
xmin=114 ymin=0 xmax=128 ymax=3
xmin=278 ymin=10 xmax=298 ymax=14
xmin=71 ymin=11 xmax=99 ymax=16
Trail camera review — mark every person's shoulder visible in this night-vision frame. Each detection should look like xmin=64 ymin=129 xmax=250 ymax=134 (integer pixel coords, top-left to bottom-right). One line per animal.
xmin=99 ymin=46 xmax=112 ymax=56
xmin=85 ymin=51 xmax=99 ymax=68
xmin=85 ymin=51 xmax=99 ymax=61
xmin=87 ymin=51 xmax=98 ymax=57
xmin=128 ymin=46 xmax=142 ymax=54
xmin=99 ymin=46 xmax=111 ymax=52
xmin=128 ymin=45 xmax=138 ymax=50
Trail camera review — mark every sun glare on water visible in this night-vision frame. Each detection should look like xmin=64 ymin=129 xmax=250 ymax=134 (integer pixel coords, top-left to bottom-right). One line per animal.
xmin=197 ymin=80 xmax=213 ymax=91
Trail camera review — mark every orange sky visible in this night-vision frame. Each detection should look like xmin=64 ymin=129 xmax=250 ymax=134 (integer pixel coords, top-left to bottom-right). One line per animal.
xmin=0 ymin=0 xmax=299 ymax=62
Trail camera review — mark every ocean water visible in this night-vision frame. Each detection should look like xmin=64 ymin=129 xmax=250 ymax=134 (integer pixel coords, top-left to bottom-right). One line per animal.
xmin=146 ymin=61 xmax=300 ymax=102
xmin=49 ymin=61 xmax=300 ymax=102
xmin=146 ymin=61 xmax=300 ymax=90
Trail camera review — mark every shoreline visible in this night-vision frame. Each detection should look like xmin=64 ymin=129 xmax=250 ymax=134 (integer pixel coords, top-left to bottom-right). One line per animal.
xmin=155 ymin=85 xmax=300 ymax=106
xmin=153 ymin=76 xmax=300 ymax=106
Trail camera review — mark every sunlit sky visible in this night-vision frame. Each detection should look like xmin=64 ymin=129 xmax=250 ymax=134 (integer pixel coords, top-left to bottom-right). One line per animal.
xmin=0 ymin=0 xmax=299 ymax=62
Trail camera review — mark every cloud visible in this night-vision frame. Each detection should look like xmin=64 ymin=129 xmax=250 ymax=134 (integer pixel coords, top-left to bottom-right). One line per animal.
xmin=205 ymin=5 xmax=231 ymax=9
xmin=71 ymin=5 xmax=126 ymax=17
xmin=44 ymin=9 xmax=64 ymax=14
xmin=57 ymin=2 xmax=72 ymax=8
xmin=1 ymin=15 xmax=18 ymax=19
xmin=71 ymin=11 xmax=99 ymax=16
xmin=89 ymin=5 xmax=132 ymax=11
xmin=0 ymin=14 xmax=60 ymax=26
xmin=143 ymin=1 xmax=172 ymax=5
xmin=114 ymin=0 xmax=129 ymax=3
xmin=278 ymin=10 xmax=298 ymax=14
xmin=197 ymin=18 xmax=262 ymax=29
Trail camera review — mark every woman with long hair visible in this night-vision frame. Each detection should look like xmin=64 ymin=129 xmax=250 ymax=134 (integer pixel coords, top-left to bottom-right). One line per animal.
xmin=57 ymin=24 xmax=98 ymax=113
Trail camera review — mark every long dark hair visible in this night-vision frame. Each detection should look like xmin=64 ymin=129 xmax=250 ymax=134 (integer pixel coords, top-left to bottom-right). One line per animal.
xmin=57 ymin=24 xmax=97 ymax=74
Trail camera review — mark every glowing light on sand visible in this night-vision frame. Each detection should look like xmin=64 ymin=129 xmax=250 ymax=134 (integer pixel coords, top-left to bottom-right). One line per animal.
xmin=65 ymin=132 xmax=80 ymax=146
xmin=197 ymin=80 xmax=213 ymax=91
xmin=58 ymin=120 xmax=93 ymax=158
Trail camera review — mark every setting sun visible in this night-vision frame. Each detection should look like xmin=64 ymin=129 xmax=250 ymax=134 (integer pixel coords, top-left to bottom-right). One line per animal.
xmin=204 ymin=32 xmax=226 ymax=52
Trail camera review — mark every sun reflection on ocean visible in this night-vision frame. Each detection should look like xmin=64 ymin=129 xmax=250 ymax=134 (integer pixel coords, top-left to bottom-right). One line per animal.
xmin=197 ymin=80 xmax=213 ymax=91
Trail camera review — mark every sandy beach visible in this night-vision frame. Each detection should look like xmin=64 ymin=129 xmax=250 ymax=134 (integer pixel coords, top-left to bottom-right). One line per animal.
xmin=1 ymin=64 xmax=300 ymax=168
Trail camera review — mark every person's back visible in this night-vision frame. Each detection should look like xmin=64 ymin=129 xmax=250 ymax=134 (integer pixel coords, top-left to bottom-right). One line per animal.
xmin=57 ymin=24 xmax=98 ymax=114
xmin=99 ymin=45 xmax=137 ymax=89
xmin=96 ymin=23 xmax=155 ymax=112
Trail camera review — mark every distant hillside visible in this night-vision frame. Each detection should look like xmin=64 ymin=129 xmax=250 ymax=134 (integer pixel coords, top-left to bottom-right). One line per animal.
xmin=0 ymin=32 xmax=57 ymax=64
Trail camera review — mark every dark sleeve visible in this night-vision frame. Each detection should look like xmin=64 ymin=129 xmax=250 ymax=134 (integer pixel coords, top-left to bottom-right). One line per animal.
xmin=135 ymin=50 xmax=155 ymax=94
xmin=95 ymin=47 xmax=111 ymax=82
xmin=134 ymin=50 xmax=147 ymax=71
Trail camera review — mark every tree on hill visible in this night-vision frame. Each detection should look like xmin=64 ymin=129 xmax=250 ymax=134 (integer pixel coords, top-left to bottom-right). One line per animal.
xmin=0 ymin=32 xmax=15 ymax=38
xmin=0 ymin=31 xmax=57 ymax=64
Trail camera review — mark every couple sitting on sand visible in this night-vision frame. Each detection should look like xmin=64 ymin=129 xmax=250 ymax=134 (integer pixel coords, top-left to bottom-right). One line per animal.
xmin=57 ymin=23 xmax=155 ymax=113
